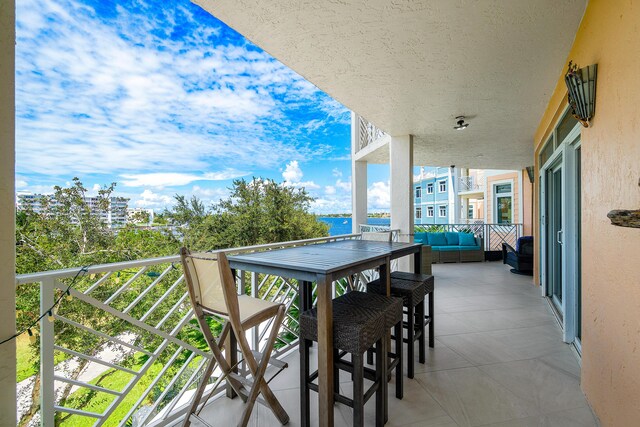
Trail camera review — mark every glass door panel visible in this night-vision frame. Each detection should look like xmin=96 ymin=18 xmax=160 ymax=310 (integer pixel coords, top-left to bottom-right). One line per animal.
xmin=545 ymin=160 xmax=563 ymax=316
xmin=576 ymin=146 xmax=582 ymax=342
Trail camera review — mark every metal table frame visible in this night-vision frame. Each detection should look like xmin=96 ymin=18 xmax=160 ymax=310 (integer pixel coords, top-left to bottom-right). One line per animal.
xmin=228 ymin=240 xmax=422 ymax=427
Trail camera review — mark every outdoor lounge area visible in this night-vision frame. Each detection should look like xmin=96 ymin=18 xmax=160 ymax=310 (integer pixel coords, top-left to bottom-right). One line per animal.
xmin=191 ymin=262 xmax=597 ymax=427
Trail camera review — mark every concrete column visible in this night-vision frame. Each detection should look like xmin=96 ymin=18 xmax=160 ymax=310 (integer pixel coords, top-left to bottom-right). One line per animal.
xmin=449 ymin=166 xmax=461 ymax=223
xmin=0 ymin=1 xmax=16 ymax=424
xmin=390 ymin=135 xmax=414 ymax=271
xmin=351 ymin=113 xmax=367 ymax=233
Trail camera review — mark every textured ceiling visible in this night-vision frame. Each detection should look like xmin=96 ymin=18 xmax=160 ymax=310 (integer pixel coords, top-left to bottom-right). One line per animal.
xmin=194 ymin=0 xmax=586 ymax=169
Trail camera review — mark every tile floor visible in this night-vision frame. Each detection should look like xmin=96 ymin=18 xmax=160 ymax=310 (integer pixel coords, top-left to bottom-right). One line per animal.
xmin=194 ymin=261 xmax=599 ymax=427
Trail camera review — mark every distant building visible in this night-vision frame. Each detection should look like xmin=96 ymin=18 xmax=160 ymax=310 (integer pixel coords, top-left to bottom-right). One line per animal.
xmin=16 ymin=193 xmax=130 ymax=228
xmin=126 ymin=207 xmax=154 ymax=225
xmin=413 ymin=167 xmax=526 ymax=225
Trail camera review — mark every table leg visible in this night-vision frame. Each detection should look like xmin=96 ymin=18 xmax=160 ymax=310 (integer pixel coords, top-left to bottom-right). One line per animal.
xmin=316 ymin=274 xmax=334 ymax=427
xmin=379 ymin=257 xmax=391 ymax=296
xmin=225 ymin=328 xmax=238 ymax=398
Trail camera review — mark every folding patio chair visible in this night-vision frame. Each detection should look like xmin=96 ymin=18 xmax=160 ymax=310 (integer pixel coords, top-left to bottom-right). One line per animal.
xmin=180 ymin=247 xmax=290 ymax=427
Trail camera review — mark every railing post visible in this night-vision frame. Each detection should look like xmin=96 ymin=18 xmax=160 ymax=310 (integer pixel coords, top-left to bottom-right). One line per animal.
xmin=251 ymin=272 xmax=259 ymax=351
xmin=40 ymin=278 xmax=56 ymax=426
xmin=485 ymin=224 xmax=490 ymax=251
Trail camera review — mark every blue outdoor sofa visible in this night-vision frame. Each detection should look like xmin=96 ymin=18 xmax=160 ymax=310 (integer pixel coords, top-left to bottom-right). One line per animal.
xmin=415 ymin=231 xmax=484 ymax=263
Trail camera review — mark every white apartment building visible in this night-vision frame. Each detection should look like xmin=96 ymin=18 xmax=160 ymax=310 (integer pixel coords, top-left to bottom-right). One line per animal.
xmin=16 ymin=193 xmax=130 ymax=228
xmin=126 ymin=207 xmax=154 ymax=225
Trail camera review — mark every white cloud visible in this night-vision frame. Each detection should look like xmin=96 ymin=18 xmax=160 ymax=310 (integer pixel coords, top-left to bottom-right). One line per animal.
xmin=368 ymin=181 xmax=390 ymax=209
xmin=16 ymin=179 xmax=29 ymax=189
xmin=134 ymin=189 xmax=173 ymax=209
xmin=335 ymin=179 xmax=351 ymax=192
xmin=290 ymin=180 xmax=320 ymax=190
xmin=324 ymin=185 xmax=336 ymax=195
xmin=92 ymin=183 xmax=101 ymax=191
xmin=15 ymin=0 xmax=347 ymax=180
xmin=332 ymin=168 xmax=342 ymax=178
xmin=192 ymin=185 xmax=228 ymax=199
xmin=120 ymin=170 xmax=247 ymax=188
xmin=282 ymin=160 xmax=304 ymax=183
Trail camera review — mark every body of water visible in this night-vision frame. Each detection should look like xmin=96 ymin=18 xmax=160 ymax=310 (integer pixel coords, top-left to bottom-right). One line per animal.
xmin=318 ymin=217 xmax=390 ymax=236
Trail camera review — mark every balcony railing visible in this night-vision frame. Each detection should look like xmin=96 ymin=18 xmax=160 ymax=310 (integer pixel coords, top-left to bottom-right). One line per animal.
xmin=360 ymin=223 xmax=523 ymax=252
xmin=357 ymin=115 xmax=386 ymax=152
xmin=16 ymin=234 xmax=381 ymax=426
xmin=458 ymin=176 xmax=484 ymax=192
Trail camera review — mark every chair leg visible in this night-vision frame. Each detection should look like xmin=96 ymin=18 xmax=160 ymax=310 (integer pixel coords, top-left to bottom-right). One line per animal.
xmin=334 ymin=348 xmax=340 ymax=395
xmin=418 ymin=300 xmax=426 ymax=364
xmin=353 ymin=353 xmax=364 ymax=427
xmin=377 ymin=337 xmax=387 ymax=426
xmin=429 ymin=291 xmax=435 ymax=348
xmin=394 ymin=321 xmax=403 ymax=400
xmin=300 ymin=338 xmax=311 ymax=427
xmin=237 ymin=308 xmax=289 ymax=427
xmin=181 ymin=353 xmax=217 ymax=427
xmin=407 ymin=304 xmax=415 ymax=379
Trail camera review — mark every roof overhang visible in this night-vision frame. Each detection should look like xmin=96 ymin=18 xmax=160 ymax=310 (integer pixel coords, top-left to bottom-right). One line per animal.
xmin=194 ymin=0 xmax=586 ymax=169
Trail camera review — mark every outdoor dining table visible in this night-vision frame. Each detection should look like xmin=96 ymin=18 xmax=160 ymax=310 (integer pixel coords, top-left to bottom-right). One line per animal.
xmin=227 ymin=239 xmax=423 ymax=427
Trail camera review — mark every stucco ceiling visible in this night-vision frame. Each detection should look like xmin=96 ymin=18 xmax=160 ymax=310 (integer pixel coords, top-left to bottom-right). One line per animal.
xmin=194 ymin=0 xmax=586 ymax=169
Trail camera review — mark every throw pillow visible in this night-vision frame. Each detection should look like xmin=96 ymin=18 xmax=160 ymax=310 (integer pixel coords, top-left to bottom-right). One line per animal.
xmin=414 ymin=232 xmax=427 ymax=244
xmin=428 ymin=232 xmax=447 ymax=246
xmin=458 ymin=233 xmax=477 ymax=246
xmin=445 ymin=232 xmax=459 ymax=245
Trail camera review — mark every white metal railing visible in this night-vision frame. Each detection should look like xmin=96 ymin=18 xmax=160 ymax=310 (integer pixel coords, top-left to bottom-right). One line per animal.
xmin=15 ymin=234 xmax=371 ymax=426
xmin=458 ymin=176 xmax=484 ymax=192
xmin=361 ymin=223 xmax=524 ymax=252
xmin=357 ymin=115 xmax=386 ymax=152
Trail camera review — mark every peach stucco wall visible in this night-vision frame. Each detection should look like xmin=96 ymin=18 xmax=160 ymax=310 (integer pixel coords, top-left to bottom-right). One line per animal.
xmin=486 ymin=172 xmax=520 ymax=223
xmin=533 ymin=0 xmax=640 ymax=425
xmin=521 ymin=169 xmax=533 ymax=236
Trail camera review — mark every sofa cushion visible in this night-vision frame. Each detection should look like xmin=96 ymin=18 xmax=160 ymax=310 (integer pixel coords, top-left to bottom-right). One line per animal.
xmin=436 ymin=246 xmax=459 ymax=252
xmin=458 ymin=245 xmax=481 ymax=251
xmin=427 ymin=232 xmax=447 ymax=246
xmin=414 ymin=231 xmax=428 ymax=244
xmin=445 ymin=232 xmax=459 ymax=245
xmin=458 ymin=233 xmax=477 ymax=246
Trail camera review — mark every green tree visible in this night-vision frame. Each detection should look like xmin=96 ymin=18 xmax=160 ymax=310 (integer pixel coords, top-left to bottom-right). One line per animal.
xmin=15 ymin=178 xmax=181 ymax=426
xmin=165 ymin=178 xmax=329 ymax=250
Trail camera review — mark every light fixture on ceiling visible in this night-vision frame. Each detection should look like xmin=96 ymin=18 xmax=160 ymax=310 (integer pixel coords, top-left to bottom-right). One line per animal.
xmin=453 ymin=116 xmax=469 ymax=130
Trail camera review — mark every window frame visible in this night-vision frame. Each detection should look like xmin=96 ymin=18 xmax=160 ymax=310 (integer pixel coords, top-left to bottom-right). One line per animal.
xmin=438 ymin=204 xmax=447 ymax=218
xmin=426 ymin=206 xmax=434 ymax=217
xmin=493 ymin=181 xmax=514 ymax=224
xmin=426 ymin=183 xmax=434 ymax=194
xmin=415 ymin=186 xmax=422 ymax=198
xmin=438 ymin=180 xmax=447 ymax=193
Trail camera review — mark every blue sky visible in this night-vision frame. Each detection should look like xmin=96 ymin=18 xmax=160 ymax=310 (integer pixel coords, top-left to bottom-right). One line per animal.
xmin=15 ymin=0 xmax=392 ymax=213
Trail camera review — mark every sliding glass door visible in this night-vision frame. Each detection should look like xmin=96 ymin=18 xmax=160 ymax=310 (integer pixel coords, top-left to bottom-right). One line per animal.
xmin=539 ymin=110 xmax=582 ymax=348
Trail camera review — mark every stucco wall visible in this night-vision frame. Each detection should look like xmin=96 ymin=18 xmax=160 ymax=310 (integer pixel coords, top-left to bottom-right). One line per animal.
xmin=521 ymin=169 xmax=533 ymax=236
xmin=0 ymin=1 xmax=16 ymax=424
xmin=533 ymin=0 xmax=640 ymax=424
xmin=486 ymin=172 xmax=520 ymax=223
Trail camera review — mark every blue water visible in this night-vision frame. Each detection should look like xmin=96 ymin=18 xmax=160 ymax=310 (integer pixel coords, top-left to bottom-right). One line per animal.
xmin=318 ymin=217 xmax=390 ymax=236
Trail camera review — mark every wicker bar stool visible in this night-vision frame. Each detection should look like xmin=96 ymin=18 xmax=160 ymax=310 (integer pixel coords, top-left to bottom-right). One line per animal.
xmin=300 ymin=302 xmax=387 ymax=427
xmin=390 ymin=271 xmax=435 ymax=349
xmin=367 ymin=276 xmax=426 ymax=378
xmin=335 ymin=291 xmax=403 ymax=423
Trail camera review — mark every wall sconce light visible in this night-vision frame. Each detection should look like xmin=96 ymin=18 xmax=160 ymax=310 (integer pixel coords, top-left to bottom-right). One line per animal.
xmin=565 ymin=61 xmax=597 ymax=127
xmin=525 ymin=166 xmax=535 ymax=184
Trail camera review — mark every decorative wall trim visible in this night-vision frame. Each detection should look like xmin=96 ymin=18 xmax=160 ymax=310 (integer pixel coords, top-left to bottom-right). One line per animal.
xmin=607 ymin=210 xmax=640 ymax=228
